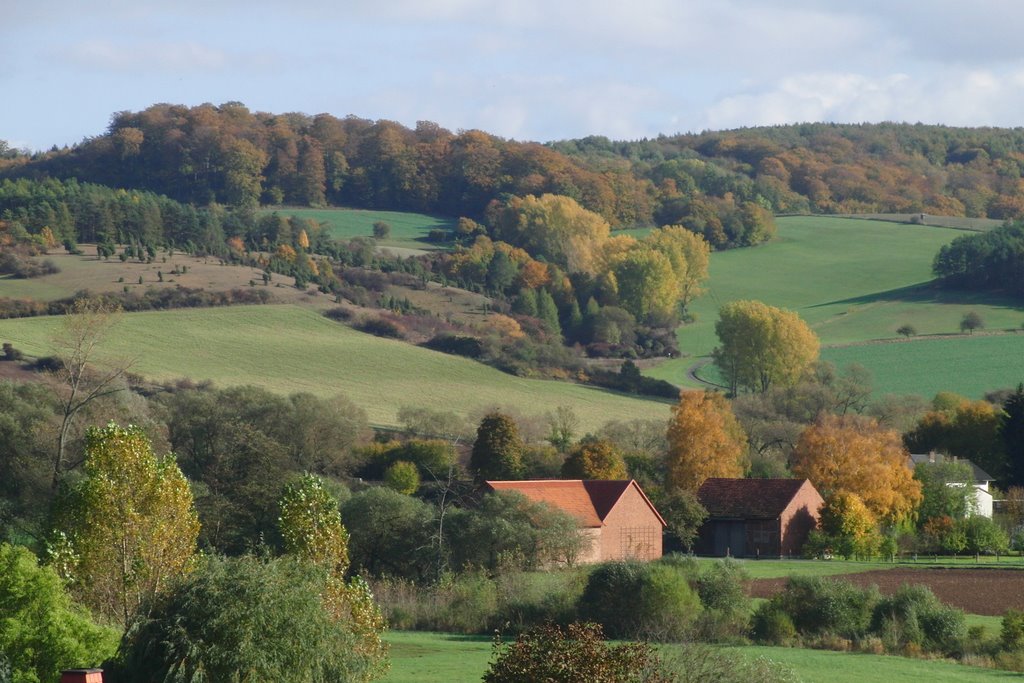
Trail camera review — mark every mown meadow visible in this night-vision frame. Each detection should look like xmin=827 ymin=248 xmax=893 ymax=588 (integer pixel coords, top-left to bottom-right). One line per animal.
xmin=261 ymin=206 xmax=456 ymax=249
xmin=648 ymin=215 xmax=1024 ymax=398
xmin=382 ymin=631 xmax=1019 ymax=683
xmin=0 ymin=304 xmax=672 ymax=430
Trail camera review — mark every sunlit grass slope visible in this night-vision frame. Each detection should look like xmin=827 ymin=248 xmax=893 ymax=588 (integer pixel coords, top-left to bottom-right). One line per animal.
xmin=0 ymin=305 xmax=671 ymax=430
xmin=261 ymin=207 xmax=456 ymax=249
xmin=648 ymin=216 xmax=1024 ymax=397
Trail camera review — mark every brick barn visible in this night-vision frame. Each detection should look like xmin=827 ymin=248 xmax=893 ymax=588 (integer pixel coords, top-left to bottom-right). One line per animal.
xmin=695 ymin=478 xmax=823 ymax=558
xmin=485 ymin=479 xmax=666 ymax=563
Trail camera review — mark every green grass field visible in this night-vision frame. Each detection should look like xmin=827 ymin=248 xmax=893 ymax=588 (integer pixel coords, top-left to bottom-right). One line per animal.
xmin=261 ymin=206 xmax=456 ymax=249
xmin=646 ymin=215 xmax=1024 ymax=398
xmin=381 ymin=631 xmax=1017 ymax=682
xmin=0 ymin=304 xmax=671 ymax=430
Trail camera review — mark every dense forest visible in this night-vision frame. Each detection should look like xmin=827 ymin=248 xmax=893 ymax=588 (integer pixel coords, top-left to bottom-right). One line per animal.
xmin=7 ymin=106 xmax=1024 ymax=248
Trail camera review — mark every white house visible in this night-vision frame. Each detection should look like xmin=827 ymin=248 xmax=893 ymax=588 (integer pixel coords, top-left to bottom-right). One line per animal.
xmin=909 ymin=452 xmax=994 ymax=518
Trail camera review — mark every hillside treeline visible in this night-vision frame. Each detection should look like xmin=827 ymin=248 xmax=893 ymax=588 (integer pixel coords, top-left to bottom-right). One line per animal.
xmin=0 ymin=177 xmax=230 ymax=254
xmin=554 ymin=123 xmax=1024 ymax=221
xmin=0 ymin=103 xmax=653 ymax=224
xmin=933 ymin=221 xmax=1024 ymax=297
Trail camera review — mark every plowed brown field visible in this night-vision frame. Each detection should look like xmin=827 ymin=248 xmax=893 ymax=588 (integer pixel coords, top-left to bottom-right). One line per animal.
xmin=750 ymin=568 xmax=1024 ymax=616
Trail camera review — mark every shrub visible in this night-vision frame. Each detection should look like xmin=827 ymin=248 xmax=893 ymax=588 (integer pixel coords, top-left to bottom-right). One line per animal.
xmin=870 ymin=584 xmax=965 ymax=655
xmin=695 ymin=559 xmax=751 ymax=642
xmin=111 ymin=555 xmax=385 ymax=683
xmin=579 ymin=561 xmax=700 ymax=641
xmin=383 ymin=460 xmax=420 ymax=494
xmin=484 ymin=622 xmax=674 ymax=683
xmin=1003 ymin=609 xmax=1024 ymax=651
xmin=750 ymin=604 xmax=798 ymax=645
xmin=356 ymin=316 xmax=405 ymax=339
xmin=771 ymin=576 xmax=877 ymax=639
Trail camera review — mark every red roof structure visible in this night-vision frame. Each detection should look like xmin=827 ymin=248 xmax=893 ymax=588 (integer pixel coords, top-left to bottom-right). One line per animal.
xmin=484 ymin=479 xmax=666 ymax=562
xmin=698 ymin=478 xmax=813 ymax=519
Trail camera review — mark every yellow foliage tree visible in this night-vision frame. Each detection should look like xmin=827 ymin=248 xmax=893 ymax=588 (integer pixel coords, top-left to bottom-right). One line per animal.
xmin=665 ymin=391 xmax=748 ymax=493
xmin=644 ymin=226 xmax=710 ymax=312
xmin=560 ymin=438 xmax=628 ymax=480
xmin=713 ymin=300 xmax=819 ymax=394
xmin=792 ymin=414 xmax=922 ymax=524
xmin=278 ymin=474 xmax=388 ymax=681
xmin=816 ymin=492 xmax=882 ymax=559
xmin=297 ymin=228 xmax=310 ymax=250
xmin=611 ymin=246 xmax=679 ymax=323
xmin=276 ymin=243 xmax=297 ymax=263
xmin=505 ymin=194 xmax=612 ymax=275
xmin=49 ymin=423 xmax=199 ymax=627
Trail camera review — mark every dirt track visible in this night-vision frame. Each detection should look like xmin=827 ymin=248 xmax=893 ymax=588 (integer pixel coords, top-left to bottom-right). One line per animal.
xmin=750 ymin=568 xmax=1024 ymax=616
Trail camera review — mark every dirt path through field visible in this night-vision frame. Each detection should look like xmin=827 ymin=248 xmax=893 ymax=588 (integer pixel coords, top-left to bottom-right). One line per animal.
xmin=749 ymin=568 xmax=1024 ymax=616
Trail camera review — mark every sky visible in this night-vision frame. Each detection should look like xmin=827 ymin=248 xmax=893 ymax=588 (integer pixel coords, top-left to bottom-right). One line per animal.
xmin=4 ymin=0 xmax=1024 ymax=151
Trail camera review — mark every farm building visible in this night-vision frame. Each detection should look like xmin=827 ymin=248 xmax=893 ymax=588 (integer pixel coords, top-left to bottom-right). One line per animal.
xmin=908 ymin=452 xmax=995 ymax=517
xmin=695 ymin=478 xmax=824 ymax=558
xmin=484 ymin=479 xmax=665 ymax=563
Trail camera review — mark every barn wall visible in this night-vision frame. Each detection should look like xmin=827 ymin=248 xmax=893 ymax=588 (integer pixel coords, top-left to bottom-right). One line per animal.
xmin=600 ymin=485 xmax=663 ymax=561
xmin=780 ymin=483 xmax=824 ymax=556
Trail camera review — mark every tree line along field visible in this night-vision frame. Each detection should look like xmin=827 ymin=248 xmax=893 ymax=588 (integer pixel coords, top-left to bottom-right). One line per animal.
xmin=0 ymin=304 xmax=672 ymax=431
xmin=647 ymin=215 xmax=1024 ymax=398
xmin=260 ymin=206 xmax=456 ymax=250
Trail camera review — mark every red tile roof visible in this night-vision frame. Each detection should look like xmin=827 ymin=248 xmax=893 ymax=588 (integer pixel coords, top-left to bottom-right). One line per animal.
xmin=485 ymin=479 xmax=665 ymax=528
xmin=697 ymin=478 xmax=813 ymax=520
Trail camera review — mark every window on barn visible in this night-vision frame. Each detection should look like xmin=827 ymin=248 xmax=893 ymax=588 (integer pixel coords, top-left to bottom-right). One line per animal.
xmin=619 ymin=527 xmax=655 ymax=558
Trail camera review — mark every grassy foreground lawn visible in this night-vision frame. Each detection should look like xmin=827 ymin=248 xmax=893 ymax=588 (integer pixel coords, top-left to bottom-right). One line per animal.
xmin=261 ymin=206 xmax=456 ymax=249
xmin=382 ymin=631 xmax=1017 ymax=682
xmin=648 ymin=215 xmax=1024 ymax=398
xmin=0 ymin=304 xmax=671 ymax=430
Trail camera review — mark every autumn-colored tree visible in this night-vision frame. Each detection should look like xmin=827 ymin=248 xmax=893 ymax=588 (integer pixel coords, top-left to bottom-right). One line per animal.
xmin=49 ymin=422 xmax=200 ymax=627
xmin=665 ymin=391 xmax=748 ymax=492
xmin=644 ymin=225 xmax=710 ymax=312
xmin=792 ymin=414 xmax=922 ymax=524
xmin=713 ymin=300 xmax=820 ymax=394
xmin=561 ymin=437 xmax=628 ymax=480
xmin=470 ymin=411 xmax=525 ymax=480
xmin=277 ymin=474 xmax=388 ymax=681
xmin=296 ymin=228 xmax=310 ymax=249
xmin=611 ymin=246 xmax=679 ymax=323
xmin=816 ymin=492 xmax=882 ymax=559
xmin=905 ymin=398 xmax=1005 ymax=480
xmin=491 ymin=194 xmax=612 ymax=275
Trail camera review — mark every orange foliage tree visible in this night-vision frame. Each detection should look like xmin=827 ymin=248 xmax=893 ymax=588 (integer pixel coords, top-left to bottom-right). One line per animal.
xmin=665 ymin=391 xmax=748 ymax=493
xmin=792 ymin=414 xmax=922 ymax=524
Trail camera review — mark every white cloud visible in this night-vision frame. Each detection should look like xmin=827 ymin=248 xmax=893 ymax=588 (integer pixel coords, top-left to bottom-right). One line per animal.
xmin=61 ymin=41 xmax=229 ymax=73
xmin=702 ymin=68 xmax=1024 ymax=130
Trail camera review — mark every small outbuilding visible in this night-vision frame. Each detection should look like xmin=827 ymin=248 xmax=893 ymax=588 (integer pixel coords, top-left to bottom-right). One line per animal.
xmin=695 ymin=478 xmax=824 ymax=558
xmin=484 ymin=479 xmax=666 ymax=563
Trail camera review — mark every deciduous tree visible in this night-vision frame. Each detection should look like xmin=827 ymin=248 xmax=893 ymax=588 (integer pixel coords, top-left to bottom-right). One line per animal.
xmin=470 ymin=411 xmax=525 ymax=480
xmin=561 ymin=437 xmax=628 ymax=480
xmin=665 ymin=391 xmax=747 ymax=493
xmin=50 ymin=297 xmax=132 ymax=492
xmin=0 ymin=543 xmax=118 ymax=683
xmin=792 ymin=414 xmax=921 ymax=524
xmin=278 ymin=474 xmax=388 ymax=681
xmin=713 ymin=300 xmax=819 ymax=395
xmin=49 ymin=422 xmax=199 ymax=627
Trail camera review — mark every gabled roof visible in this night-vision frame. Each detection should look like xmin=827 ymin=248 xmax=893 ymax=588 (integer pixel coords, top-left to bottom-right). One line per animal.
xmin=485 ymin=479 xmax=665 ymax=528
xmin=908 ymin=453 xmax=994 ymax=484
xmin=697 ymin=478 xmax=816 ymax=520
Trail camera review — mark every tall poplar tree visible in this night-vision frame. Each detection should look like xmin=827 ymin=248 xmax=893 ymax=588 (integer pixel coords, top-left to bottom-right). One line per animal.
xmin=49 ymin=422 xmax=199 ymax=627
